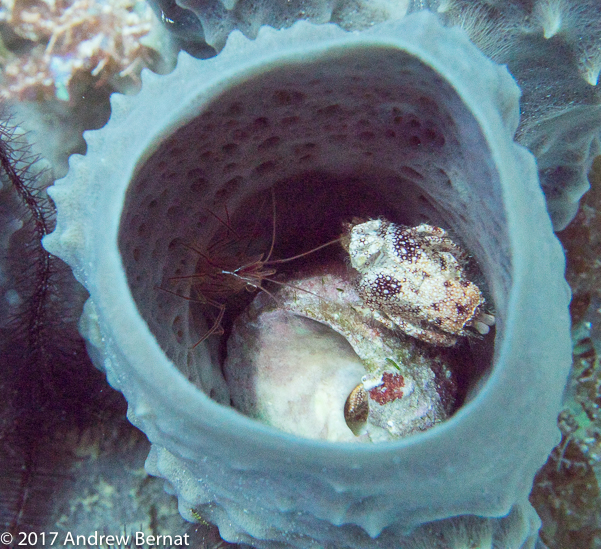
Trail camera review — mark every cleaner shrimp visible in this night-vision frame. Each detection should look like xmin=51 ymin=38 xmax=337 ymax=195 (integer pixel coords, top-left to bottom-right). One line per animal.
xmin=162 ymin=188 xmax=341 ymax=348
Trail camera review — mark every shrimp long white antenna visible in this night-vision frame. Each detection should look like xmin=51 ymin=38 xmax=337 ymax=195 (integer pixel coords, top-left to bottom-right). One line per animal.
xmin=160 ymin=186 xmax=343 ymax=347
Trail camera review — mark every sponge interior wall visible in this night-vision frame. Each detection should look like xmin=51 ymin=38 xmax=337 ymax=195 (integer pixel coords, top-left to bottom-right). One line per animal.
xmin=118 ymin=45 xmax=508 ymax=401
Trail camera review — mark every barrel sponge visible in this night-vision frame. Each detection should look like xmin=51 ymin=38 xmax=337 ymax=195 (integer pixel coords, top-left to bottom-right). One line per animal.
xmin=429 ymin=0 xmax=601 ymax=230
xmin=149 ymin=0 xmax=601 ymax=229
xmin=147 ymin=0 xmax=410 ymax=49
xmin=43 ymin=13 xmax=571 ymax=548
